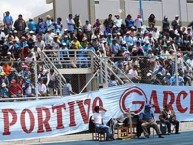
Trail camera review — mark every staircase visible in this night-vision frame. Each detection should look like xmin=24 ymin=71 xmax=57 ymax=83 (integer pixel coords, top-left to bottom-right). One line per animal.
xmin=41 ymin=49 xmax=133 ymax=94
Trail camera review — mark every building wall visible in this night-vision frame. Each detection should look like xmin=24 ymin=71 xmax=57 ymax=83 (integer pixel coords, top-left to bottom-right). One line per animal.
xmin=53 ymin=0 xmax=193 ymax=27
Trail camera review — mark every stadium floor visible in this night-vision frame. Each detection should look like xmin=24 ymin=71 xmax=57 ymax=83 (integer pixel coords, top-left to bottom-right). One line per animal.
xmin=37 ymin=131 xmax=193 ymax=145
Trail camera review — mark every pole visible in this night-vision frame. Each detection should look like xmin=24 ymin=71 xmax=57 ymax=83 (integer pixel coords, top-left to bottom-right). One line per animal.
xmin=34 ymin=61 xmax=39 ymax=100
xmin=172 ymin=43 xmax=179 ymax=86
xmin=139 ymin=0 xmax=144 ymax=21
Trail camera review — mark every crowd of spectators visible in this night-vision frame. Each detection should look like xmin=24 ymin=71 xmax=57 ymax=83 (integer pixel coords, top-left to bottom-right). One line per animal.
xmin=1 ymin=10 xmax=193 ymax=98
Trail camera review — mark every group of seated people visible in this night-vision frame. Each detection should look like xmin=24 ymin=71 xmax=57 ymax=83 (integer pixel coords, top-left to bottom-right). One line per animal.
xmin=90 ymin=104 xmax=180 ymax=141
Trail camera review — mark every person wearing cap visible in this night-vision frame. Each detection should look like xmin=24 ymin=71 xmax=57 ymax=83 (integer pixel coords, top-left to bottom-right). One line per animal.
xmin=171 ymin=15 xmax=181 ymax=30
xmin=159 ymin=105 xmax=180 ymax=134
xmin=3 ymin=11 xmax=13 ymax=34
xmin=139 ymin=104 xmax=164 ymax=138
xmin=66 ymin=14 xmax=75 ymax=33
xmin=28 ymin=18 xmax=37 ymax=32
xmin=9 ymin=79 xmax=23 ymax=98
xmin=14 ymin=14 xmax=26 ymax=37
xmin=22 ymin=79 xmax=35 ymax=97
xmin=58 ymin=42 xmax=70 ymax=68
xmin=0 ymin=83 xmax=9 ymax=98
xmin=163 ymin=73 xmax=171 ymax=85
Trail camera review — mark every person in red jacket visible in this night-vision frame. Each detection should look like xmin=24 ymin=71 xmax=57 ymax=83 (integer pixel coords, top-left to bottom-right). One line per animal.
xmin=9 ymin=79 xmax=23 ymax=97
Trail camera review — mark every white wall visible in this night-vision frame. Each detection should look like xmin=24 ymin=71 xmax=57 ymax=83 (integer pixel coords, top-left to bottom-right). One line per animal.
xmin=125 ymin=1 xmax=162 ymax=21
xmin=95 ymin=0 xmax=120 ymax=20
xmin=55 ymin=0 xmax=70 ymax=28
xmin=54 ymin=0 xmax=193 ymax=27
xmin=187 ymin=3 xmax=193 ymax=22
xmin=71 ymin=0 xmax=89 ymax=24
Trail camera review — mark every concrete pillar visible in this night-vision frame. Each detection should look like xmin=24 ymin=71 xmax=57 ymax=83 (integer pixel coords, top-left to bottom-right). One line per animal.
xmin=120 ymin=0 xmax=126 ymax=21
xmin=69 ymin=0 xmax=72 ymax=14
xmin=88 ymin=0 xmax=95 ymax=24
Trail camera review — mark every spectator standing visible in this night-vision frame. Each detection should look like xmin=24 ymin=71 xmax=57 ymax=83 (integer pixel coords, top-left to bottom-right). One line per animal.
xmin=171 ymin=15 xmax=181 ymax=31
xmin=66 ymin=14 xmax=75 ymax=33
xmin=14 ymin=14 xmax=26 ymax=37
xmin=103 ymin=14 xmax=114 ymax=31
xmin=83 ymin=20 xmax=92 ymax=42
xmin=125 ymin=14 xmax=134 ymax=30
xmin=3 ymin=11 xmax=13 ymax=34
xmin=148 ymin=14 xmax=156 ymax=29
xmin=28 ymin=18 xmax=37 ymax=33
xmin=134 ymin=15 xmax=143 ymax=29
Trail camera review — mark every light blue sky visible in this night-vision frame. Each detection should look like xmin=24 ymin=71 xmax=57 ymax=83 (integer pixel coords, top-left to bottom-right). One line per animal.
xmin=0 ymin=0 xmax=52 ymax=20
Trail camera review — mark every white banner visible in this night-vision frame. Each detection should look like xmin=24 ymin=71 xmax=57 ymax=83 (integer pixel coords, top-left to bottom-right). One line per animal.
xmin=1 ymin=84 xmax=193 ymax=141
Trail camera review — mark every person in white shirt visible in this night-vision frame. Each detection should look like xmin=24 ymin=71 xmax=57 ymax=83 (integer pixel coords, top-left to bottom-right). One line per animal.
xmin=66 ymin=14 xmax=75 ymax=33
xmin=127 ymin=65 xmax=140 ymax=83
xmin=63 ymin=78 xmax=75 ymax=96
xmin=37 ymin=78 xmax=47 ymax=96
xmin=0 ymin=28 xmax=5 ymax=40
xmin=92 ymin=106 xmax=114 ymax=141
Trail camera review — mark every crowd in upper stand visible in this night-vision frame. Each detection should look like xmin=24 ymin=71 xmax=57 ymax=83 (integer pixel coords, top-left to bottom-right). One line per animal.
xmin=1 ymin=10 xmax=193 ymax=98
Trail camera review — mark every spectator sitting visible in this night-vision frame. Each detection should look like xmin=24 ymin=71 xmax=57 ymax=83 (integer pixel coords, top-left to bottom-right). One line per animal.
xmin=108 ymin=74 xmax=119 ymax=87
xmin=159 ymin=105 xmax=180 ymax=134
xmin=2 ymin=62 xmax=12 ymax=76
xmin=0 ymin=83 xmax=9 ymax=98
xmin=22 ymin=79 xmax=35 ymax=97
xmin=9 ymin=79 xmax=23 ymax=98
xmin=139 ymin=104 xmax=164 ymax=138
xmin=37 ymin=78 xmax=47 ymax=96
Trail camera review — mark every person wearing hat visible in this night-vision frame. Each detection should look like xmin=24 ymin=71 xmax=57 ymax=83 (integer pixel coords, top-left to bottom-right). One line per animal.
xmin=139 ymin=104 xmax=164 ymax=138
xmin=22 ymin=79 xmax=35 ymax=97
xmin=3 ymin=11 xmax=13 ymax=34
xmin=9 ymin=79 xmax=23 ymax=97
xmin=159 ymin=105 xmax=180 ymax=134
xmin=59 ymin=42 xmax=70 ymax=68
xmin=171 ymin=15 xmax=181 ymax=30
xmin=0 ymin=83 xmax=9 ymax=98
xmin=45 ymin=15 xmax=53 ymax=31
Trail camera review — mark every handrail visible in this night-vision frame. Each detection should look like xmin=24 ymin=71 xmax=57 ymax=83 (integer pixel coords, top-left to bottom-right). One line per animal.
xmin=41 ymin=50 xmax=66 ymax=84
